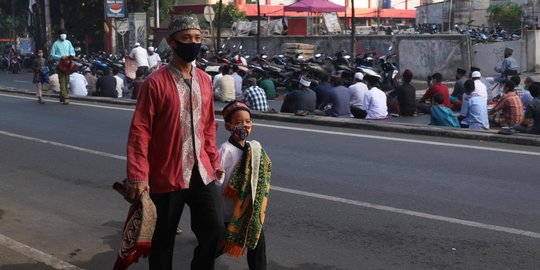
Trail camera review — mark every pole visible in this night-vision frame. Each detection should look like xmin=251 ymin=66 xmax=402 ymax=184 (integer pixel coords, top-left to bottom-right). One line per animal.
xmin=216 ymin=0 xmax=223 ymax=55
xmin=448 ymin=0 xmax=453 ymax=33
xmin=11 ymin=0 xmax=15 ymax=45
xmin=44 ymin=0 xmax=52 ymax=53
xmin=377 ymin=0 xmax=381 ymax=29
xmin=351 ymin=0 xmax=355 ymax=55
xmin=156 ymin=0 xmax=160 ymax=28
xmin=257 ymin=0 xmax=261 ymax=55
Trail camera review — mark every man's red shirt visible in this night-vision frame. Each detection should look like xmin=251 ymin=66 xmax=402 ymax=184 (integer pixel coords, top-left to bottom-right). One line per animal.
xmin=422 ymin=83 xmax=451 ymax=108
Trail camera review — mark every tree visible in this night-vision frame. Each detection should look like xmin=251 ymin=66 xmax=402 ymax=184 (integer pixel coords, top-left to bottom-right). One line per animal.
xmin=0 ymin=1 xmax=28 ymax=39
xmin=487 ymin=3 xmax=523 ymax=30
xmin=209 ymin=2 xmax=247 ymax=29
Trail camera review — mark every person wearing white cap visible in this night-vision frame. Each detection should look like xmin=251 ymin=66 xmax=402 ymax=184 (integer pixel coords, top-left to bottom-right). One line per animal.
xmin=128 ymin=41 xmax=149 ymax=75
xmin=124 ymin=15 xmax=224 ymax=270
xmin=280 ymin=77 xmax=316 ymax=114
xmin=363 ymin=73 xmax=388 ymax=120
xmin=349 ymin=72 xmax=369 ymax=118
xmin=470 ymin=71 xmax=488 ymax=100
xmin=147 ymin=46 xmax=162 ymax=73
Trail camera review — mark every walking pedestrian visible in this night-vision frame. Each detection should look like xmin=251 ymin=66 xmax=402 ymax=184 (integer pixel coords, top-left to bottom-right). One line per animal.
xmin=129 ymin=42 xmax=149 ymax=75
xmin=125 ymin=15 xmax=225 ymax=270
xmin=217 ymin=101 xmax=271 ymax=270
xmin=50 ymin=29 xmax=75 ymax=104
xmin=32 ymin=49 xmax=48 ymax=104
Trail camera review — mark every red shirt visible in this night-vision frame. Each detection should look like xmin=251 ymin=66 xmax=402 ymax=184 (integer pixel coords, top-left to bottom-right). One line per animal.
xmin=127 ymin=65 xmax=220 ymax=194
xmin=421 ymin=83 xmax=451 ymax=108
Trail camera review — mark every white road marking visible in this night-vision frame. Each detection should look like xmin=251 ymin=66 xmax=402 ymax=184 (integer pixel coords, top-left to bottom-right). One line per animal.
xmin=13 ymin=80 xmax=32 ymax=84
xmin=0 ymin=234 xmax=83 ymax=269
xmin=1 ymin=130 xmax=540 ymax=241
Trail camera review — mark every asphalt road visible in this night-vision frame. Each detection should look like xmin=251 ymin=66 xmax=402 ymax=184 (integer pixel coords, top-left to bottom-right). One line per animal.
xmin=1 ymin=92 xmax=540 ymax=270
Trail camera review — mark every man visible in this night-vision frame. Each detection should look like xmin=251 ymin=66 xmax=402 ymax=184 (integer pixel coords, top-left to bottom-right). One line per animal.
xmin=50 ymin=28 xmax=75 ymax=104
xmin=459 ymin=79 xmax=489 ymax=130
xmin=259 ymin=77 xmax=276 ymax=100
xmin=470 ymin=66 xmax=493 ymax=98
xmin=129 ymin=42 xmax=149 ymax=75
xmin=450 ymin=68 xmax=467 ymax=110
xmin=430 ymin=94 xmax=459 ymax=127
xmin=69 ymin=72 xmax=88 ymax=96
xmin=513 ymin=82 xmax=540 ymax=134
xmin=231 ymin=65 xmax=243 ymax=100
xmin=280 ymin=78 xmax=317 ymax=114
xmin=94 ymin=68 xmax=117 ymax=98
xmin=84 ymin=68 xmax=97 ymax=96
xmin=521 ymin=76 xmax=535 ymax=107
xmin=393 ymin=69 xmax=416 ymax=116
xmin=470 ymin=71 xmax=488 ymax=99
xmin=417 ymin=73 xmax=450 ymax=114
xmin=349 ymin=72 xmax=369 ymax=119
xmin=147 ymin=46 xmax=162 ymax=73
xmin=364 ymin=73 xmax=388 ymax=120
xmin=494 ymin=47 xmax=519 ymax=85
xmin=214 ymin=65 xmax=235 ymax=102
xmin=326 ymin=75 xmax=352 ymax=118
xmin=125 ymin=16 xmax=224 ymax=270
xmin=312 ymin=74 xmax=332 ymax=110
xmin=212 ymin=66 xmax=223 ymax=93
xmin=113 ymin=67 xmax=125 ymax=98
xmin=489 ymin=80 xmax=523 ymax=127
xmin=243 ymin=78 xmax=269 ymax=112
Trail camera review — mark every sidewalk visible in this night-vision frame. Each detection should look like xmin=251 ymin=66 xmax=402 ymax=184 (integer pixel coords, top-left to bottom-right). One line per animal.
xmin=1 ymin=75 xmax=540 ymax=147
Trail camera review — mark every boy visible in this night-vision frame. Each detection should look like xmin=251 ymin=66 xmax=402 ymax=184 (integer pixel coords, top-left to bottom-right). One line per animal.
xmin=32 ymin=49 xmax=48 ymax=104
xmin=217 ymin=101 xmax=271 ymax=270
xmin=430 ymin=93 xmax=459 ymax=127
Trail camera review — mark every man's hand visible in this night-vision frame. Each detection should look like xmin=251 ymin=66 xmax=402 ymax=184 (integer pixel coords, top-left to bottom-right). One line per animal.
xmin=125 ymin=182 xmax=149 ymax=203
xmin=215 ymin=168 xmax=225 ymax=180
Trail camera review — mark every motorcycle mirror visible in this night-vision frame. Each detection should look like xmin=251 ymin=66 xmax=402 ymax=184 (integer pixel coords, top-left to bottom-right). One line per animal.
xmin=344 ymin=55 xmax=351 ymax=60
xmin=239 ymin=45 xmax=243 ymax=50
xmin=315 ymin=53 xmax=321 ymax=58
xmin=221 ymin=44 xmax=226 ymax=48
xmin=262 ymin=55 xmax=268 ymax=59
xmin=388 ymin=46 xmax=393 ymax=51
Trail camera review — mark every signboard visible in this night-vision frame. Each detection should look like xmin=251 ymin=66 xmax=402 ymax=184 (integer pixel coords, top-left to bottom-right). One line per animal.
xmin=323 ymin=12 xmax=341 ymax=33
xmin=204 ymin=6 xmax=215 ymax=22
xmin=105 ymin=0 xmax=127 ymax=18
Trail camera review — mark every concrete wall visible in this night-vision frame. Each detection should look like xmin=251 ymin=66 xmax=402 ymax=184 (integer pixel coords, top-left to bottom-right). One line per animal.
xmin=471 ymin=40 xmax=526 ymax=77
xmin=526 ymin=30 xmax=540 ymax=73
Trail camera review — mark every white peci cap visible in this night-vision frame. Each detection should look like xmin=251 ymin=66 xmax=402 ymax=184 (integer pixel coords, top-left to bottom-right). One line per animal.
xmin=471 ymin=71 xmax=481 ymax=78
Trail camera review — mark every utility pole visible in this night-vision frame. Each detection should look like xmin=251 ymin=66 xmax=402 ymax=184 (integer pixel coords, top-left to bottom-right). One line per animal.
xmin=11 ymin=0 xmax=15 ymax=45
xmin=377 ymin=0 xmax=381 ymax=29
xmin=351 ymin=0 xmax=355 ymax=55
xmin=156 ymin=0 xmax=160 ymax=28
xmin=44 ymin=0 xmax=52 ymax=52
xmin=448 ymin=0 xmax=453 ymax=33
xmin=257 ymin=0 xmax=261 ymax=55
xmin=216 ymin=0 xmax=223 ymax=54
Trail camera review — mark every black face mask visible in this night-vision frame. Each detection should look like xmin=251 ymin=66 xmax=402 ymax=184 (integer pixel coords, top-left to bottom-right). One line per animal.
xmin=172 ymin=39 xmax=201 ymax=62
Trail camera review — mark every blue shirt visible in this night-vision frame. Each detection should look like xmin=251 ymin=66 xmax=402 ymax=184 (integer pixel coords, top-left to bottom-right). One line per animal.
xmin=460 ymin=94 xmax=489 ymax=129
xmin=430 ymin=105 xmax=459 ymax=128
xmin=50 ymin=39 xmax=75 ymax=63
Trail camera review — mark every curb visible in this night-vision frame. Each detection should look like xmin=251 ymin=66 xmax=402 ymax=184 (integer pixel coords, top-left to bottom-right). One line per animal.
xmin=2 ymin=87 xmax=540 ymax=147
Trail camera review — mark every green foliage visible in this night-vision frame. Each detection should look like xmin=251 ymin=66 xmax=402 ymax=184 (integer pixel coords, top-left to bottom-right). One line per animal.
xmin=211 ymin=3 xmax=248 ymax=28
xmin=487 ymin=3 xmax=523 ymax=29
xmin=0 ymin=1 xmax=28 ymax=38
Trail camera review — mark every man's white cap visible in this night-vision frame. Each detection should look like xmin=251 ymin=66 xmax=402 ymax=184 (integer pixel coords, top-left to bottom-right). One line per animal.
xmin=471 ymin=71 xmax=481 ymax=78
xmin=148 ymin=46 xmax=155 ymax=52
xmin=134 ymin=42 xmax=140 ymax=47
xmin=354 ymin=72 xmax=364 ymax=81
xmin=299 ymin=77 xmax=311 ymax=87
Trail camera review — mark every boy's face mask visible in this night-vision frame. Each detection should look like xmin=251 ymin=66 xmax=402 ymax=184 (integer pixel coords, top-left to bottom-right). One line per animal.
xmin=227 ymin=123 xmax=252 ymax=141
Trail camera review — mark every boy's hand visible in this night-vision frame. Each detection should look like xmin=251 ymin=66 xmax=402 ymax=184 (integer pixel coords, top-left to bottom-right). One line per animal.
xmin=215 ymin=168 xmax=225 ymax=180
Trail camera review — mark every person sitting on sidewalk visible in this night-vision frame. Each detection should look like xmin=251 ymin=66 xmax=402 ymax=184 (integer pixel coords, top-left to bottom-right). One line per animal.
xmin=69 ymin=71 xmax=88 ymax=96
xmin=521 ymin=77 xmax=535 ymax=107
xmin=470 ymin=66 xmax=493 ymax=99
xmin=214 ymin=65 xmax=236 ymax=102
xmin=450 ymin=68 xmax=467 ymax=111
xmin=430 ymin=94 xmax=459 ymax=128
xmin=392 ymin=69 xmax=416 ymax=116
xmin=489 ymin=80 xmax=524 ymax=128
xmin=349 ymin=72 xmax=369 ymax=119
xmin=513 ymin=82 xmax=540 ymax=134
xmin=326 ymin=75 xmax=352 ymax=118
xmin=312 ymin=75 xmax=332 ymax=110
xmin=417 ymin=73 xmax=450 ymax=114
xmin=130 ymin=69 xmax=145 ymax=100
xmin=470 ymin=71 xmax=488 ymax=100
xmin=259 ymin=76 xmax=276 ymax=100
xmin=363 ymin=72 xmax=388 ymax=120
xmin=243 ymin=78 xmax=268 ymax=112
xmin=94 ymin=68 xmax=118 ymax=98
xmin=280 ymin=78 xmax=316 ymax=115
xmin=458 ymin=80 xmax=489 ymax=130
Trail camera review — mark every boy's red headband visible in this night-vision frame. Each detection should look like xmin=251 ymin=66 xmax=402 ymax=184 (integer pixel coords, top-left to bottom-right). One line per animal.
xmin=222 ymin=102 xmax=250 ymax=121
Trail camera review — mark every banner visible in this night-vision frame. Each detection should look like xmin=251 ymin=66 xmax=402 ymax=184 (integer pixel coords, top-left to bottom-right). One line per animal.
xmin=105 ymin=0 xmax=127 ymax=18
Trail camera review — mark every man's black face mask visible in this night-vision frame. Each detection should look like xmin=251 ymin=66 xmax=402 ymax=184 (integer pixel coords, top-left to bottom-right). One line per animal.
xmin=172 ymin=39 xmax=201 ymax=63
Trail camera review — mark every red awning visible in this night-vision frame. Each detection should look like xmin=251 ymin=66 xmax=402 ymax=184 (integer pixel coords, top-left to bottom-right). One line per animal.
xmin=284 ymin=0 xmax=346 ymax=13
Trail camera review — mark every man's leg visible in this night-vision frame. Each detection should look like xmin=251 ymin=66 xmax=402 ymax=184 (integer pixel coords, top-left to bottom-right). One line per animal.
xmin=149 ymin=190 xmax=188 ymax=270
xmin=58 ymin=72 xmax=69 ymax=102
xmin=187 ymin=167 xmax=225 ymax=270
xmin=247 ymin=229 xmax=267 ymax=270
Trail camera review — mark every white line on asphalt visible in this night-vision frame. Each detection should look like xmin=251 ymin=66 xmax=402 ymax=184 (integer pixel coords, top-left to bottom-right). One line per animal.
xmin=2 ymin=92 xmax=540 ymax=156
xmin=1 ymin=130 xmax=540 ymax=241
xmin=13 ymin=80 xmax=32 ymax=84
xmin=0 ymin=234 xmax=83 ymax=270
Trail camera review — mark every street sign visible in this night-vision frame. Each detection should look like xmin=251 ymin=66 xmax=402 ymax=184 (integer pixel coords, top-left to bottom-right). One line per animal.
xmin=105 ymin=0 xmax=127 ymax=18
xmin=204 ymin=6 xmax=215 ymax=22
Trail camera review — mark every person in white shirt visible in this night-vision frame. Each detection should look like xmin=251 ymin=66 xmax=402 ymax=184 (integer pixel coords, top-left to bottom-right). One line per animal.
xmin=212 ymin=66 xmax=224 ymax=93
xmin=471 ymin=71 xmax=488 ymax=100
xmin=147 ymin=46 xmax=161 ymax=73
xmin=69 ymin=72 xmax=88 ymax=96
xmin=214 ymin=65 xmax=235 ymax=102
xmin=48 ymin=72 xmax=60 ymax=93
xmin=112 ymin=67 xmax=125 ymax=98
xmin=349 ymin=72 xmax=369 ymax=119
xmin=363 ymin=74 xmax=388 ymax=120
xmin=128 ymin=42 xmax=149 ymax=75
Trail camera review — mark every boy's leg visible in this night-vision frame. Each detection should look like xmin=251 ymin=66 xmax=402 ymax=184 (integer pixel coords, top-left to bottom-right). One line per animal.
xmin=187 ymin=167 xmax=225 ymax=270
xmin=247 ymin=229 xmax=267 ymax=270
xmin=149 ymin=190 xmax=188 ymax=270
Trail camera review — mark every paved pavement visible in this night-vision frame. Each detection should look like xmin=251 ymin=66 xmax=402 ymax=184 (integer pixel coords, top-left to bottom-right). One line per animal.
xmin=1 ymin=71 xmax=539 ymax=146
